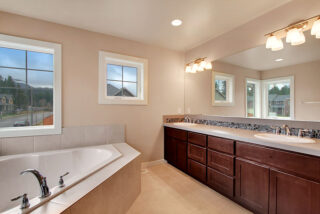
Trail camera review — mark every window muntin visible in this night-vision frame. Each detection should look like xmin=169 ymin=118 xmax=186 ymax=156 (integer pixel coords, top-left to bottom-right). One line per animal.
xmin=99 ymin=51 xmax=148 ymax=105
xmin=0 ymin=34 xmax=61 ymax=137
xmin=212 ymin=72 xmax=234 ymax=106
xmin=262 ymin=76 xmax=294 ymax=120
xmin=106 ymin=64 xmax=137 ymax=97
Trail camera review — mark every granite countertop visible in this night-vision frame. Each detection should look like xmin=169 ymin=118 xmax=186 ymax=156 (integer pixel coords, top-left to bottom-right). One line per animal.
xmin=164 ymin=122 xmax=320 ymax=157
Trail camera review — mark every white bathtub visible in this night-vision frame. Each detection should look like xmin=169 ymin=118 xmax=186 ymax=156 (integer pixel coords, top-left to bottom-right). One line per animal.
xmin=0 ymin=144 xmax=122 ymax=213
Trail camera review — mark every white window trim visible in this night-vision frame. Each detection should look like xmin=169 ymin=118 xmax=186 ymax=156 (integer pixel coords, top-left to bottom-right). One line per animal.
xmin=212 ymin=72 xmax=235 ymax=106
xmin=245 ymin=78 xmax=261 ymax=118
xmin=262 ymin=76 xmax=294 ymax=120
xmin=0 ymin=34 xmax=62 ymax=138
xmin=98 ymin=51 xmax=148 ymax=105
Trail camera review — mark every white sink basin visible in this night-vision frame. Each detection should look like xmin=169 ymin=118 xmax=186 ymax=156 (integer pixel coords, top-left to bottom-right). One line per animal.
xmin=254 ymin=133 xmax=316 ymax=144
xmin=172 ymin=122 xmax=197 ymax=126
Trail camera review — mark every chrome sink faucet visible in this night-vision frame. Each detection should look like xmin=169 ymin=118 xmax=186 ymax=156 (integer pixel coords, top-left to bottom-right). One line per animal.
xmin=184 ymin=116 xmax=192 ymax=123
xmin=20 ymin=169 xmax=51 ymax=198
xmin=282 ymin=124 xmax=291 ymax=136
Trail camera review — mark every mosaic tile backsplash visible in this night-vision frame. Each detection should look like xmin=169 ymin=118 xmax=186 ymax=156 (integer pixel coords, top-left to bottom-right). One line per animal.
xmin=166 ymin=117 xmax=320 ymax=139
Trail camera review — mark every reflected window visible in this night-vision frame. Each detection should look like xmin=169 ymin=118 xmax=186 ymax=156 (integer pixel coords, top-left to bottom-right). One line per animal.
xmin=212 ymin=72 xmax=234 ymax=106
xmin=0 ymin=34 xmax=61 ymax=137
xmin=246 ymin=79 xmax=261 ymax=118
xmin=262 ymin=76 xmax=294 ymax=119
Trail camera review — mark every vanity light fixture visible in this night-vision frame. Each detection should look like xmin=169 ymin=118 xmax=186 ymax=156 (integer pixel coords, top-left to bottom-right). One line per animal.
xmin=185 ymin=57 xmax=212 ymax=73
xmin=265 ymin=15 xmax=320 ymax=51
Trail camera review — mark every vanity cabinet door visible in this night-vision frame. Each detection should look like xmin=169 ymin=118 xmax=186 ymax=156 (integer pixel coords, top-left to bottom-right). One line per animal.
xmin=235 ymin=158 xmax=269 ymax=214
xmin=269 ymin=170 xmax=320 ymax=214
xmin=164 ymin=136 xmax=176 ymax=165
xmin=176 ymin=140 xmax=187 ymax=172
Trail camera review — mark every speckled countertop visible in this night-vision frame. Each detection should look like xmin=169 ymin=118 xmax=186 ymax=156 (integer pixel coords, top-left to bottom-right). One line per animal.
xmin=164 ymin=122 xmax=320 ymax=157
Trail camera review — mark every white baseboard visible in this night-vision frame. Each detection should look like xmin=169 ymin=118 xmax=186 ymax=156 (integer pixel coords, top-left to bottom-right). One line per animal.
xmin=141 ymin=159 xmax=167 ymax=169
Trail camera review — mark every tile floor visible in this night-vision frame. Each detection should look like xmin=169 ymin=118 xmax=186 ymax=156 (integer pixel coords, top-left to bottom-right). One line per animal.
xmin=127 ymin=163 xmax=252 ymax=214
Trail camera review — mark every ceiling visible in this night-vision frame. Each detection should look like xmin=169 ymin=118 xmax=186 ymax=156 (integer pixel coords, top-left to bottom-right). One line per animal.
xmin=0 ymin=0 xmax=290 ymax=51
xmin=220 ymin=32 xmax=320 ymax=71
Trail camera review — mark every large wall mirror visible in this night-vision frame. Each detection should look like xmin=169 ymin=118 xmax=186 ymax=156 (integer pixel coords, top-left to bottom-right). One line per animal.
xmin=185 ymin=32 xmax=320 ymax=122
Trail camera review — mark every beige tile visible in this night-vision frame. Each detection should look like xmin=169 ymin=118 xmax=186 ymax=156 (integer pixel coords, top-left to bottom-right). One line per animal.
xmin=1 ymin=136 xmax=34 ymax=155
xmin=127 ymin=163 xmax=252 ymax=214
xmin=84 ymin=125 xmax=107 ymax=146
xmin=34 ymin=134 xmax=61 ymax=152
xmin=106 ymin=124 xmax=125 ymax=144
xmin=61 ymin=127 xmax=85 ymax=149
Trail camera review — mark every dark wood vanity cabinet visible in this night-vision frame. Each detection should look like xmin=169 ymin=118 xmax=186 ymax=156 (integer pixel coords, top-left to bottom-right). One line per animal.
xmin=164 ymin=126 xmax=320 ymax=214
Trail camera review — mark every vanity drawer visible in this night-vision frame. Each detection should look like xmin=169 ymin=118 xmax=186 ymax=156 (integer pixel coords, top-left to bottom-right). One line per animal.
xmin=188 ymin=159 xmax=206 ymax=183
xmin=207 ymin=167 xmax=234 ymax=198
xmin=165 ymin=127 xmax=187 ymax=141
xmin=208 ymin=136 xmax=234 ymax=155
xmin=236 ymin=142 xmax=320 ymax=182
xmin=188 ymin=143 xmax=206 ymax=164
xmin=188 ymin=132 xmax=206 ymax=147
xmin=207 ymin=150 xmax=234 ymax=176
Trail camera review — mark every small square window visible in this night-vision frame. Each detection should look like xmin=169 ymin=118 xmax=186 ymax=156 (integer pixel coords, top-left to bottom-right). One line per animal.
xmin=212 ymin=72 xmax=234 ymax=106
xmin=99 ymin=51 xmax=148 ymax=105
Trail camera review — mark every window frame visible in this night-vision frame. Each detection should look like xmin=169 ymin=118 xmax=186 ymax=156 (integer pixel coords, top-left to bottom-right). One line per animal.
xmin=0 ymin=33 xmax=62 ymax=138
xmin=245 ymin=78 xmax=261 ymax=118
xmin=212 ymin=72 xmax=235 ymax=106
xmin=98 ymin=51 xmax=148 ymax=105
xmin=262 ymin=76 xmax=294 ymax=120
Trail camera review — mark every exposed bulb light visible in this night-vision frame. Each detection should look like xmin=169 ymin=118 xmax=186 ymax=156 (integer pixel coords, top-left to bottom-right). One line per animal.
xmin=311 ymin=18 xmax=320 ymax=38
xmin=266 ymin=35 xmax=283 ymax=51
xmin=171 ymin=19 xmax=182 ymax=27
xmin=286 ymin=28 xmax=305 ymax=45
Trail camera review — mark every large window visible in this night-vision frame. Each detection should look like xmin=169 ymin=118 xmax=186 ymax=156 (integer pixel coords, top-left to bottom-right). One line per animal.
xmin=0 ymin=34 xmax=61 ymax=137
xmin=212 ymin=72 xmax=234 ymax=106
xmin=99 ymin=51 xmax=148 ymax=105
xmin=262 ymin=76 xmax=294 ymax=119
xmin=246 ymin=78 xmax=261 ymax=118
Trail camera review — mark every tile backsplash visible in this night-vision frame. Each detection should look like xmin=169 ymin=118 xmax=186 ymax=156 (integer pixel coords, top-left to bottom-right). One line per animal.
xmin=0 ymin=125 xmax=125 ymax=156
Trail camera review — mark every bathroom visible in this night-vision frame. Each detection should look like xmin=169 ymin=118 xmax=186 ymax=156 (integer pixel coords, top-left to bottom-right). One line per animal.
xmin=0 ymin=0 xmax=320 ymax=213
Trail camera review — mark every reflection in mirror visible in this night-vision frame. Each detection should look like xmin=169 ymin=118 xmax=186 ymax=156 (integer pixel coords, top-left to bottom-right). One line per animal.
xmin=185 ymin=31 xmax=320 ymax=122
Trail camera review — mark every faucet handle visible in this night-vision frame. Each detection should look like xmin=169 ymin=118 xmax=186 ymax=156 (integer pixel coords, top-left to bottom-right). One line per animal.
xmin=271 ymin=126 xmax=281 ymax=135
xmin=59 ymin=172 xmax=69 ymax=187
xmin=11 ymin=193 xmax=30 ymax=209
xmin=298 ymin=129 xmax=309 ymax=137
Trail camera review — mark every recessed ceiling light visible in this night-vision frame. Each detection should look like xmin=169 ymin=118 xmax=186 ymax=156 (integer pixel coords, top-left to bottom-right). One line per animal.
xmin=171 ymin=19 xmax=182 ymax=27
xmin=275 ymin=58 xmax=284 ymax=62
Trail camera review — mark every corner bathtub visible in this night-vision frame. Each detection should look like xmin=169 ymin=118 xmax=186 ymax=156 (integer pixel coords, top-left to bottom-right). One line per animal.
xmin=0 ymin=145 xmax=122 ymax=213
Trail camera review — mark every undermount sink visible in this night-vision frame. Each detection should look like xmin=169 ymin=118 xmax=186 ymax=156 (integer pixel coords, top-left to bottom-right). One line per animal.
xmin=254 ymin=133 xmax=316 ymax=144
xmin=172 ymin=122 xmax=197 ymax=126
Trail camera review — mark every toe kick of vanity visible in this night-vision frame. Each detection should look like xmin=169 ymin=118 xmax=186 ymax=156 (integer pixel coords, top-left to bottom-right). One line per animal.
xmin=164 ymin=126 xmax=320 ymax=214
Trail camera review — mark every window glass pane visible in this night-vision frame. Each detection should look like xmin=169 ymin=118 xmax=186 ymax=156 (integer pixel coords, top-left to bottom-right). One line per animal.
xmin=0 ymin=88 xmax=30 ymax=128
xmin=0 ymin=68 xmax=26 ymax=86
xmin=27 ymin=51 xmax=53 ymax=71
xmin=107 ymin=81 xmax=122 ymax=96
xmin=268 ymin=82 xmax=290 ymax=118
xmin=123 ymin=66 xmax=137 ymax=82
xmin=123 ymin=82 xmax=137 ymax=97
xmin=107 ymin=64 xmax=122 ymax=81
xmin=28 ymin=70 xmax=53 ymax=88
xmin=247 ymin=83 xmax=255 ymax=117
xmin=0 ymin=47 xmax=26 ymax=68
xmin=215 ymin=79 xmax=227 ymax=101
xmin=30 ymin=87 xmax=53 ymax=126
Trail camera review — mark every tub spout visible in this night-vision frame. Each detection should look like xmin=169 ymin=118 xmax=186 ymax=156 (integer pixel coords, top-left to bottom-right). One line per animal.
xmin=20 ymin=169 xmax=51 ymax=198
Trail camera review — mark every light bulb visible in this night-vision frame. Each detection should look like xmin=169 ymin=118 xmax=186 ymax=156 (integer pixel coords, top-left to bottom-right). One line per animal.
xmin=205 ymin=62 xmax=212 ymax=70
xmin=198 ymin=64 xmax=204 ymax=72
xmin=266 ymin=35 xmax=277 ymax=49
xmin=286 ymin=28 xmax=305 ymax=45
xmin=200 ymin=60 xmax=206 ymax=69
xmin=271 ymin=38 xmax=284 ymax=51
xmin=185 ymin=65 xmax=191 ymax=73
xmin=311 ymin=19 xmax=320 ymax=38
xmin=191 ymin=64 xmax=198 ymax=73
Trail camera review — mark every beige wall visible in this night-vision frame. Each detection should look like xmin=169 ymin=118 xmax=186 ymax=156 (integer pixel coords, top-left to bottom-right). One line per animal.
xmin=261 ymin=60 xmax=320 ymax=121
xmin=0 ymin=11 xmax=185 ymax=161
xmin=185 ymin=61 xmax=260 ymax=116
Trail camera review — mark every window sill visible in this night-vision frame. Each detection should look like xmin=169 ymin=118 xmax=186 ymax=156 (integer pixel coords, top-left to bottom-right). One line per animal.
xmin=98 ymin=97 xmax=148 ymax=105
xmin=0 ymin=126 xmax=61 ymax=138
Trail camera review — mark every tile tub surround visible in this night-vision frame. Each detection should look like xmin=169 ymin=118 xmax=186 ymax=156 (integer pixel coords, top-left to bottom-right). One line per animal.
xmin=164 ymin=123 xmax=320 ymax=157
xmin=9 ymin=143 xmax=141 ymax=214
xmin=0 ymin=125 xmax=125 ymax=156
xmin=165 ymin=115 xmax=320 ymax=139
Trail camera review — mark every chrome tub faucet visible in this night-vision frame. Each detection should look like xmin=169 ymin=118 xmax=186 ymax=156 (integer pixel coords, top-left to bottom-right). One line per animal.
xmin=20 ymin=169 xmax=51 ymax=198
